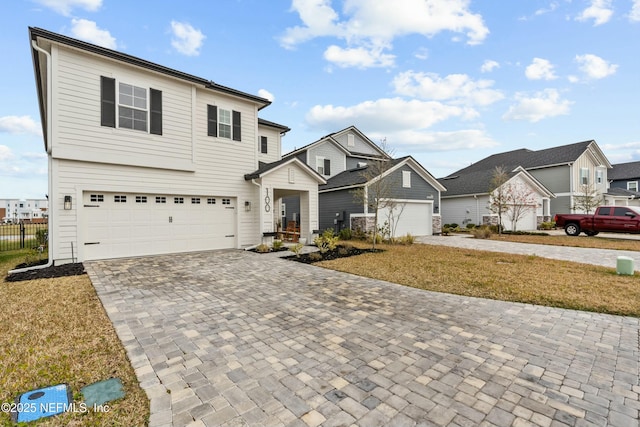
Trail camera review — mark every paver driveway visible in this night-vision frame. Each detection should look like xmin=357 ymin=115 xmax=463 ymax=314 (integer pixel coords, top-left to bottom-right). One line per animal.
xmin=86 ymin=250 xmax=640 ymax=427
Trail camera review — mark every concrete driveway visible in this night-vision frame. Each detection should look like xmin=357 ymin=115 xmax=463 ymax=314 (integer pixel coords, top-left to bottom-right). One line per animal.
xmin=86 ymin=250 xmax=639 ymax=427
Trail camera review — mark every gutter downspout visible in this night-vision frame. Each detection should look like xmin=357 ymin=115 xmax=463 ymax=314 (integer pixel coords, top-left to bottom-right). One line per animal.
xmin=9 ymin=41 xmax=54 ymax=275
xmin=251 ymin=179 xmax=262 ymax=247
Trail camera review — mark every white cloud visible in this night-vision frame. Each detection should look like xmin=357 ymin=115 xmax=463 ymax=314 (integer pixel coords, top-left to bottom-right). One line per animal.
xmin=373 ymin=129 xmax=499 ymax=152
xmin=0 ymin=145 xmax=14 ymax=162
xmin=258 ymin=89 xmax=274 ymax=102
xmin=576 ymin=0 xmax=613 ymax=26
xmin=170 ymin=21 xmax=206 ymax=56
xmin=502 ymin=89 xmax=572 ymax=123
xmin=281 ymin=0 xmax=489 ymax=68
xmin=480 ymin=60 xmax=499 ymax=73
xmin=323 ymin=45 xmax=395 ymax=68
xmin=631 ymin=0 xmax=640 ymax=21
xmin=574 ymin=54 xmax=618 ymax=79
xmin=392 ymin=71 xmax=504 ymax=107
xmin=34 ymin=0 xmax=101 ymax=16
xmin=70 ymin=19 xmax=117 ymax=49
xmin=0 ymin=116 xmax=42 ymax=136
xmin=525 ymin=58 xmax=557 ymax=80
xmin=306 ymin=97 xmax=472 ymax=133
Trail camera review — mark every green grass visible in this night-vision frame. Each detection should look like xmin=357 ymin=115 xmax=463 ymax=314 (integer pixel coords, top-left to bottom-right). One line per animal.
xmin=0 ymin=250 xmax=149 ymax=426
xmin=318 ymin=242 xmax=640 ymax=317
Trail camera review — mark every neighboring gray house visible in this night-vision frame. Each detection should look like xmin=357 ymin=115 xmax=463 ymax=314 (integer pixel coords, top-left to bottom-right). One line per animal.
xmin=439 ymin=140 xmax=612 ymax=229
xmin=606 ymin=161 xmax=640 ymax=206
xmin=283 ymin=127 xmax=446 ymax=236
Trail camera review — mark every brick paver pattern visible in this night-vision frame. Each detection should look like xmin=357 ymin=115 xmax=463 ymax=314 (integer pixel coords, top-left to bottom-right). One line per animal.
xmin=86 ymin=249 xmax=639 ymax=427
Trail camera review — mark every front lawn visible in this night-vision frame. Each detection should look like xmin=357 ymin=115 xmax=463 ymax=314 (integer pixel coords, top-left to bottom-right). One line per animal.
xmin=316 ymin=242 xmax=640 ymax=317
xmin=0 ymin=250 xmax=149 ymax=426
xmin=487 ymin=232 xmax=640 ymax=251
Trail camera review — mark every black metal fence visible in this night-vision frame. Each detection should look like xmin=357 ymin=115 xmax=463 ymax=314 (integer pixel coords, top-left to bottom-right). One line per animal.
xmin=0 ymin=222 xmax=48 ymax=251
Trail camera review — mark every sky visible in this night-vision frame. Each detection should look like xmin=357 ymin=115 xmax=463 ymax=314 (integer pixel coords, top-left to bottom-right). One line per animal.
xmin=1 ymin=0 xmax=639 ymax=199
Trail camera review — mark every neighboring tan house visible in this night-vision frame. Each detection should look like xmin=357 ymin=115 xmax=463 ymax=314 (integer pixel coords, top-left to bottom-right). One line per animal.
xmin=439 ymin=140 xmax=612 ymax=229
xmin=284 ymin=127 xmax=446 ymax=236
xmin=29 ymin=27 xmax=324 ymax=264
xmin=606 ymin=161 xmax=640 ymax=206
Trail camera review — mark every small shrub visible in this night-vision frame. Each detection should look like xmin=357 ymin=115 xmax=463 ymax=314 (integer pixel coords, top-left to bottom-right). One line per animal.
xmin=314 ymin=229 xmax=339 ymax=253
xmin=308 ymin=252 xmax=323 ymax=262
xmin=337 ymin=247 xmax=349 ymax=256
xmin=538 ymin=221 xmax=556 ymax=230
xmin=448 ymin=223 xmax=459 ymax=229
xmin=290 ymin=243 xmax=304 ymax=258
xmin=352 ymin=227 xmax=367 ymax=240
xmin=256 ymin=243 xmax=270 ymax=253
xmin=339 ymin=242 xmax=354 ymax=250
xmin=397 ymin=234 xmax=415 ymax=245
xmin=272 ymin=240 xmax=284 ymax=250
xmin=442 ymin=226 xmax=451 ymax=236
xmin=471 ymin=226 xmax=492 ymax=239
xmin=35 ymin=228 xmax=48 ymax=246
xmin=339 ymin=227 xmax=353 ymax=240
xmin=466 ymin=223 xmax=476 ymax=229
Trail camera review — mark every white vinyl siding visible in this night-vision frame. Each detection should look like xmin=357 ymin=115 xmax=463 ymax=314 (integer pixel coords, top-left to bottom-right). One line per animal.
xmin=54 ymin=45 xmax=193 ymax=170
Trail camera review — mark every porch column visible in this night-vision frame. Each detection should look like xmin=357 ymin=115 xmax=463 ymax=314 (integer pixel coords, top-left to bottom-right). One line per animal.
xmin=300 ymin=191 xmax=310 ymax=243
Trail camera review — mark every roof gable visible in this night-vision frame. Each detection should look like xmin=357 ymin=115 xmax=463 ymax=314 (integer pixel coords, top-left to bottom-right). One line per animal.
xmin=244 ymin=157 xmax=326 ymax=184
xmin=284 ymin=126 xmax=391 ymax=160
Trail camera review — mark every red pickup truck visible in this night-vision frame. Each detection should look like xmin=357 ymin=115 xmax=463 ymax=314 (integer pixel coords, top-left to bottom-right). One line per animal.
xmin=554 ymin=206 xmax=640 ymax=236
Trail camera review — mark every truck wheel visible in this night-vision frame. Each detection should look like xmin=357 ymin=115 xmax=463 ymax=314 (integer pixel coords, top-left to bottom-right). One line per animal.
xmin=564 ymin=223 xmax=580 ymax=236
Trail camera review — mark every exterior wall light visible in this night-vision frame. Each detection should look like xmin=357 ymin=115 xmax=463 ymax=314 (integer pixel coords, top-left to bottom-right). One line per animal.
xmin=64 ymin=195 xmax=72 ymax=210
xmin=244 ymin=201 xmax=251 ymax=211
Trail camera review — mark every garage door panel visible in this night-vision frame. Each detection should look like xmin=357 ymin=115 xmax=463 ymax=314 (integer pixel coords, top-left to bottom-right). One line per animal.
xmin=83 ymin=192 xmax=236 ymax=260
xmin=379 ymin=201 xmax=432 ymax=237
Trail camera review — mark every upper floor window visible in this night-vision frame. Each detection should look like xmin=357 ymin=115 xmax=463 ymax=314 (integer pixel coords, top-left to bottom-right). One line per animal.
xmin=207 ymin=105 xmax=241 ymax=141
xmin=347 ymin=133 xmax=355 ymax=147
xmin=101 ymin=76 xmax=162 ymax=135
xmin=316 ymin=157 xmax=330 ymax=176
xmin=580 ymin=168 xmax=589 ymax=185
xmin=596 ymin=169 xmax=604 ymax=184
xmin=260 ymin=136 xmax=268 ymax=154
xmin=402 ymin=171 xmax=412 ymax=188
xmin=628 ymin=181 xmax=638 ymax=192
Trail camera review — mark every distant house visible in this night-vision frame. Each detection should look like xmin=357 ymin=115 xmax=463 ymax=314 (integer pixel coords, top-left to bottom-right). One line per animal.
xmin=284 ymin=126 xmax=446 ymax=236
xmin=0 ymin=198 xmax=48 ymax=223
xmin=439 ymin=140 xmax=612 ymax=229
xmin=29 ymin=27 xmax=323 ymax=263
xmin=606 ymin=161 xmax=640 ymax=206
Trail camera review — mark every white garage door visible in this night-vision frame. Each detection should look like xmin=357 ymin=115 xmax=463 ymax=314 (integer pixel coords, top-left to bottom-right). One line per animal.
xmin=82 ymin=192 xmax=236 ymax=260
xmin=379 ymin=201 xmax=432 ymax=237
xmin=502 ymin=205 xmax=537 ymax=231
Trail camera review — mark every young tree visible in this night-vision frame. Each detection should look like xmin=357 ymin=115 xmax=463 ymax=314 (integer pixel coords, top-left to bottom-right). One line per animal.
xmin=351 ymin=139 xmax=398 ymax=249
xmin=488 ymin=166 xmax=510 ymax=234
xmin=572 ymin=183 xmax=603 ymax=213
xmin=502 ymin=181 xmax=537 ymax=231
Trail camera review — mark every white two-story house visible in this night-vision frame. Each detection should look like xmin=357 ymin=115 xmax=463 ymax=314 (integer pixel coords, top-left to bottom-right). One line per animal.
xmin=29 ymin=27 xmax=324 ymax=264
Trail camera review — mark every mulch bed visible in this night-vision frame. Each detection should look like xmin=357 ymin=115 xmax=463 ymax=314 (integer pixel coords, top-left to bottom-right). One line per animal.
xmin=284 ymin=245 xmax=381 ymax=264
xmin=6 ymin=262 xmax=86 ymax=282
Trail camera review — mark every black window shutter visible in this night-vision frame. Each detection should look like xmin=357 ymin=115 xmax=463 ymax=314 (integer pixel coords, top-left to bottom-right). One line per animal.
xmin=207 ymin=105 xmax=217 ymax=137
xmin=150 ymin=88 xmax=162 ymax=135
xmin=100 ymin=76 xmax=116 ymax=128
xmin=261 ymin=136 xmax=268 ymax=153
xmin=324 ymin=159 xmax=331 ymax=175
xmin=232 ymin=110 xmax=241 ymax=141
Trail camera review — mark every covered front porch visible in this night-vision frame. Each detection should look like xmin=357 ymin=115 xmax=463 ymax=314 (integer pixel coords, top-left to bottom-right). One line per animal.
xmin=245 ymin=157 xmax=326 ymax=245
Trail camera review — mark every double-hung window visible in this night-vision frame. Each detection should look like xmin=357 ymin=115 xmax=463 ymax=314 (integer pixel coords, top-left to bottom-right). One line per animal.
xmin=207 ymin=105 xmax=241 ymax=141
xmin=580 ymin=168 xmax=589 ymax=185
xmin=316 ymin=156 xmax=330 ymax=176
xmin=100 ymin=76 xmax=162 ymax=135
xmin=628 ymin=181 xmax=638 ymax=192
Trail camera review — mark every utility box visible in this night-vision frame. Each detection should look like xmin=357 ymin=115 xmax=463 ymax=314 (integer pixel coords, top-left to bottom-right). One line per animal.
xmin=616 ymin=256 xmax=634 ymax=275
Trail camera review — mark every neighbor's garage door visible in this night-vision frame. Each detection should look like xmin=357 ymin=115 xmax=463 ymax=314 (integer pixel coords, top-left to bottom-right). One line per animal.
xmin=83 ymin=192 xmax=236 ymax=260
xmin=379 ymin=201 xmax=432 ymax=237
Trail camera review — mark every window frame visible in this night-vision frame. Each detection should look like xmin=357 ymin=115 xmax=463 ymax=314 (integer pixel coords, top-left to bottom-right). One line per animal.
xmin=627 ymin=181 xmax=638 ymax=192
xmin=260 ymin=136 xmax=268 ymax=154
xmin=100 ymin=76 xmax=162 ymax=135
xmin=580 ymin=167 xmax=589 ymax=185
xmin=402 ymin=170 xmax=412 ymax=188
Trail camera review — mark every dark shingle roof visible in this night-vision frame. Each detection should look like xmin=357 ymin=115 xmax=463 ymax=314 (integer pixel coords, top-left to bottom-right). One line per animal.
xmin=319 ymin=157 xmax=409 ymax=191
xmin=606 ymin=187 xmax=640 ymax=198
xmin=609 ymin=161 xmax=640 ymax=180
xmin=439 ymin=141 xmax=595 ymax=197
